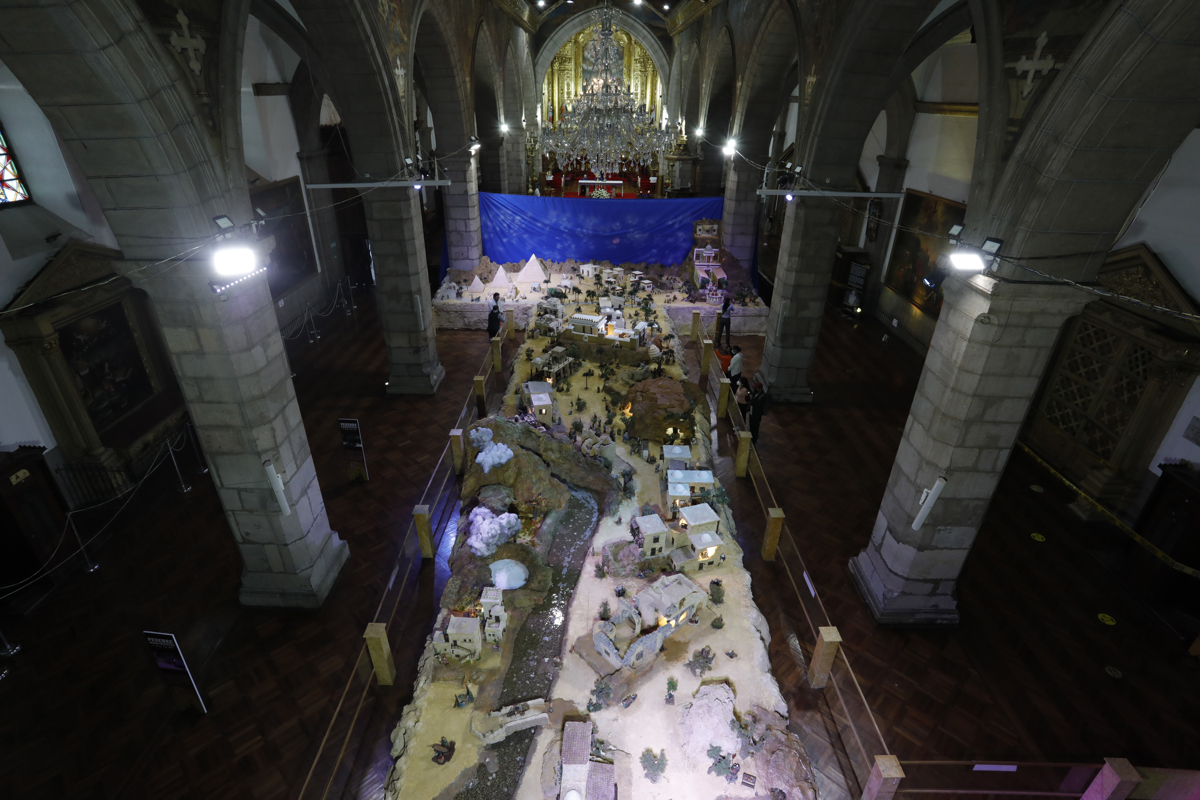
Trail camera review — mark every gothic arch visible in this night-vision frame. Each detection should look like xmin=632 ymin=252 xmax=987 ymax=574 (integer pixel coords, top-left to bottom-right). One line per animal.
xmin=698 ymin=26 xmax=736 ymax=194
xmin=533 ymin=9 xmax=671 ymax=104
xmin=472 ymin=21 xmax=504 ymax=192
xmin=411 ymin=2 xmax=474 ymax=157
xmin=733 ymin=0 xmax=801 ymax=162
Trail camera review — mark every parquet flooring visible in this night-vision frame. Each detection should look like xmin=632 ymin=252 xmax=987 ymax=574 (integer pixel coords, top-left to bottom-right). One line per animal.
xmin=1 ymin=297 xmax=1196 ymax=800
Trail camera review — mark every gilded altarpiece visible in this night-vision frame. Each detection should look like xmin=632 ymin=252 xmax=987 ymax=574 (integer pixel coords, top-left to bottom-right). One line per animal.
xmin=541 ymin=25 xmax=662 ymax=126
xmin=1026 ymin=245 xmax=1200 ymax=515
xmin=0 ymin=241 xmax=184 ymax=473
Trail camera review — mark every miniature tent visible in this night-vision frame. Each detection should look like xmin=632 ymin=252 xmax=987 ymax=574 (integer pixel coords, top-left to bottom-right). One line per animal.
xmin=487 ymin=268 xmax=512 ymax=292
xmin=515 ymin=254 xmax=546 ymax=285
xmin=468 ymin=275 xmax=485 ymax=293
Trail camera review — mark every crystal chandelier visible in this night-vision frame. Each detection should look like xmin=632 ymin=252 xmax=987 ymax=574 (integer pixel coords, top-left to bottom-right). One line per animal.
xmin=541 ymin=2 xmax=675 ymax=177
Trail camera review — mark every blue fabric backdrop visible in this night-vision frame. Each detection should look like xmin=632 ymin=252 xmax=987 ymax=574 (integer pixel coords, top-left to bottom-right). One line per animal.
xmin=478 ymin=192 xmax=724 ymax=267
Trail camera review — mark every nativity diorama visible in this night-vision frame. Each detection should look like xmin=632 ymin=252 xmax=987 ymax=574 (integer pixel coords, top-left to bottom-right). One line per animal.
xmin=383 ymin=257 xmax=813 ymax=800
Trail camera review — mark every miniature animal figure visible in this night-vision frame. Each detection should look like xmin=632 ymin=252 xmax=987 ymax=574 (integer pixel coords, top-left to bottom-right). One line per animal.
xmin=431 ymin=737 xmax=455 ymax=765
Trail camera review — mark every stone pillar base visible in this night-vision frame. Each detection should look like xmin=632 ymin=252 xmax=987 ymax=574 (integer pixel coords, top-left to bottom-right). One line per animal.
xmin=239 ymin=533 xmax=350 ymax=609
xmin=848 ymin=550 xmax=960 ymax=627
xmin=770 ymin=386 xmax=814 ymax=403
xmin=386 ymin=362 xmax=446 ymax=395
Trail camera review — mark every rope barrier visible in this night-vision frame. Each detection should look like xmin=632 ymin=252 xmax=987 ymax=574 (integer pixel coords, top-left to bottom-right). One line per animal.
xmin=1016 ymin=441 xmax=1200 ymax=580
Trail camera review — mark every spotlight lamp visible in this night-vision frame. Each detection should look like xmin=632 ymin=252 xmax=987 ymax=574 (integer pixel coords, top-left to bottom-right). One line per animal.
xmin=723 ymin=139 xmax=736 ymax=156
xmin=784 ymin=193 xmax=794 ymax=202
xmin=469 ymin=135 xmax=481 ymax=154
xmin=923 ymin=267 xmax=949 ymax=290
xmin=947 ymin=224 xmax=964 ymax=242
xmin=213 ymin=214 xmax=234 ymax=231
xmin=500 ymin=123 xmax=509 ymax=133
xmin=949 ymin=237 xmax=1004 ymax=273
xmin=695 ymin=127 xmax=704 ymax=138
xmin=213 ymin=246 xmax=257 ymax=277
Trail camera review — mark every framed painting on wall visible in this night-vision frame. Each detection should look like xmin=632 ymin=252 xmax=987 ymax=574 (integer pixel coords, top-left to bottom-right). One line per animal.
xmin=884 ymin=189 xmax=967 ymax=318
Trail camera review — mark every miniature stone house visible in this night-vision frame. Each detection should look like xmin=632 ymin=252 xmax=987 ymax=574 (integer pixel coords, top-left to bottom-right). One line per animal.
xmin=668 ymin=470 xmax=715 ymax=506
xmin=433 ymin=615 xmax=482 ymax=660
xmin=632 ymin=513 xmax=670 ymax=558
xmin=480 ymin=586 xmax=507 ymax=643
xmin=558 ymin=720 xmax=615 ymax=800
xmin=679 ymin=502 xmax=720 ymax=537
xmin=522 ymin=381 xmax=557 ymax=418
xmin=662 ymin=444 xmax=695 ymax=469
xmin=636 ymin=573 xmax=708 ymax=631
xmin=580 ymin=263 xmax=598 ymax=279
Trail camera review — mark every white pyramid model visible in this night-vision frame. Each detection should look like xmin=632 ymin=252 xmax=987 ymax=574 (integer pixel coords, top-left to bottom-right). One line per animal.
xmin=468 ymin=275 xmax=485 ymax=293
xmin=487 ymin=268 xmax=512 ymax=292
xmin=515 ymin=254 xmax=546 ymax=285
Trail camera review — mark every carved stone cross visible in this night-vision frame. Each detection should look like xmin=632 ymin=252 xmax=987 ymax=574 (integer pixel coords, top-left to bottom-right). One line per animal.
xmin=169 ymin=9 xmax=206 ymax=77
xmin=1006 ymin=31 xmax=1059 ymax=99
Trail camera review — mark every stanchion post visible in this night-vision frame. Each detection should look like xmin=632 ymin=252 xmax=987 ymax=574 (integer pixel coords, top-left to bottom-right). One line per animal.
xmin=717 ymin=378 xmax=731 ymax=418
xmin=363 ymin=623 xmax=397 ymax=686
xmin=691 ymin=310 xmax=700 ymax=340
xmin=763 ymin=507 xmax=784 ymax=561
xmin=0 ymin=629 xmax=20 ymax=657
xmin=474 ymin=376 xmax=487 ymax=418
xmin=701 ymin=338 xmax=713 ymax=377
xmin=808 ymin=626 xmax=842 ymax=688
xmin=491 ymin=336 xmax=502 ymax=372
xmin=415 ymin=504 xmax=434 ymax=558
xmin=505 ymin=309 xmax=515 ymax=339
xmin=861 ymin=755 xmax=905 ymax=800
xmin=1081 ymin=759 xmax=1143 ymax=800
xmin=736 ymin=431 xmax=752 ymax=477
xmin=450 ymin=429 xmax=465 ymax=474
xmin=69 ymin=514 xmax=99 ymax=572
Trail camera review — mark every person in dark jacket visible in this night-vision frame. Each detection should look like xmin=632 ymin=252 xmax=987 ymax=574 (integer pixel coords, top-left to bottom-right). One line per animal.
xmin=716 ymin=297 xmax=733 ymax=349
xmin=747 ymin=380 xmax=770 ymax=445
xmin=487 ymin=292 xmax=502 ymax=340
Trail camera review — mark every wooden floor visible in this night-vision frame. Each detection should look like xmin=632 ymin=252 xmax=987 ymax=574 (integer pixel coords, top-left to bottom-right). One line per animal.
xmin=1 ymin=296 xmax=1197 ymax=800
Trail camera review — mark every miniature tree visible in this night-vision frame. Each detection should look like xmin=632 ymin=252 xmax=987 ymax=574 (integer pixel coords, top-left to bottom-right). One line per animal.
xmin=587 ymin=678 xmax=614 ymax=712
xmin=599 ymin=600 xmax=612 ymax=620
xmin=572 ymin=418 xmax=585 ymax=435
xmin=711 ymin=486 xmax=730 ymax=509
xmin=640 ymin=748 xmax=668 ymax=783
xmin=595 ymin=561 xmax=607 ymax=579
xmin=731 ymin=715 xmax=766 ymax=758
xmin=525 ymin=347 xmax=534 ymax=362
xmin=575 ymin=397 xmax=587 ymax=413
xmin=685 ymin=645 xmax=715 ymax=677
xmin=665 ymin=676 xmax=677 ymax=705
xmin=582 ymin=368 xmax=595 ymax=389
xmin=707 ymin=744 xmax=735 ymax=777
xmin=709 ymin=579 xmax=725 ymax=605
xmin=711 ymin=615 xmax=725 ymax=629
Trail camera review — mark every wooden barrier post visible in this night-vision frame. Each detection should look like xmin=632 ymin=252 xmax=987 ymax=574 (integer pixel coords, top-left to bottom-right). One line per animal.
xmin=474 ymin=376 xmax=487 ymax=418
xmin=1190 ymin=633 xmax=1200 ymax=658
xmin=491 ymin=336 xmax=502 ymax=372
xmin=691 ymin=309 xmax=700 ymax=340
xmin=1081 ymin=759 xmax=1143 ymax=800
xmin=736 ymin=431 xmax=752 ymax=477
xmin=861 ymin=755 xmax=905 ymax=800
xmin=763 ymin=507 xmax=784 ymax=561
xmin=415 ymin=504 xmax=434 ymax=558
xmin=363 ymin=622 xmax=397 ymax=685
xmin=717 ymin=378 xmax=731 ymax=418
xmin=505 ymin=308 xmax=515 ymax=339
xmin=701 ymin=338 xmax=713 ymax=377
xmin=450 ymin=429 xmax=465 ymax=474
xmin=808 ymin=626 xmax=842 ymax=688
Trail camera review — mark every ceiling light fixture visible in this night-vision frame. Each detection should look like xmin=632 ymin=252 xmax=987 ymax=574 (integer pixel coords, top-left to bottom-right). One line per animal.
xmin=541 ymin=1 xmax=674 ymax=177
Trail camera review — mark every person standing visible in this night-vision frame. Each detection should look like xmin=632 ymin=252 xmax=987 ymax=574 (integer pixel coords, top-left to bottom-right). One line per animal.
xmin=716 ymin=297 xmax=733 ymax=349
xmin=727 ymin=345 xmax=742 ymax=386
xmin=487 ymin=292 xmax=502 ymax=340
xmin=747 ymin=380 xmax=770 ymax=445
xmin=735 ymin=377 xmax=750 ymax=423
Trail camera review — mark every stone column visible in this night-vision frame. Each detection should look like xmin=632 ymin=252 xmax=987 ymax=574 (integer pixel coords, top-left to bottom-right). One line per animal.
xmin=441 ymin=155 xmax=483 ymax=272
xmin=364 ymin=188 xmax=445 ymax=395
xmin=849 ymin=275 xmax=1087 ymax=625
xmin=503 ymin=128 xmax=528 ymax=194
xmin=297 ymin=149 xmax=341 ymax=282
xmin=760 ymin=197 xmax=843 ymax=401
xmin=721 ymin=159 xmax=759 ymax=267
xmin=137 ymin=261 xmax=349 ymax=608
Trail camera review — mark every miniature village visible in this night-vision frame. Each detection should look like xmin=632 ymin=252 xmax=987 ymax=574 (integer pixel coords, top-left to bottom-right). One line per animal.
xmin=382 ymin=226 xmax=815 ymax=800
xmin=431 ymin=219 xmax=768 ymax=336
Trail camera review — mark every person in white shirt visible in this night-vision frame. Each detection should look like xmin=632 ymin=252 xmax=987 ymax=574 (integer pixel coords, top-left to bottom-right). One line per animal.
xmin=728 ymin=345 xmax=743 ymax=385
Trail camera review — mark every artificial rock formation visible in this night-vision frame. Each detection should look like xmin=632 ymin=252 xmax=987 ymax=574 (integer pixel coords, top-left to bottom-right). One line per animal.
xmin=622 ymin=378 xmax=707 ymax=442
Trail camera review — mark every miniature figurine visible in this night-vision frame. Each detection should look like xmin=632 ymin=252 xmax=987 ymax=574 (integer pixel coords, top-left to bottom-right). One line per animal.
xmin=431 ymin=737 xmax=455 ymax=765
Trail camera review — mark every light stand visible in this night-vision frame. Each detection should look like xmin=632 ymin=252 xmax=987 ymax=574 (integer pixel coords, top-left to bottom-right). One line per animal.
xmin=69 ymin=513 xmax=99 ymax=572
xmin=0 ymin=629 xmax=19 ymax=658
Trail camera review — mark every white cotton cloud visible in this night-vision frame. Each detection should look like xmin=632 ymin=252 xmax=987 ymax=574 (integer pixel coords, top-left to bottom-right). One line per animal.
xmin=466 ymin=506 xmax=521 ymax=557
xmin=470 ymin=426 xmax=514 ymax=473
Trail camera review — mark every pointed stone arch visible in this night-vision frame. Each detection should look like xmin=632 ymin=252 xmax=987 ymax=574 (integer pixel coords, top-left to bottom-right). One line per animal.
xmin=472 ymin=21 xmax=504 ymax=193
xmin=502 ymin=37 xmax=528 ymax=193
xmin=698 ymin=26 xmax=736 ymax=195
xmin=533 ymin=9 xmax=671 ymax=100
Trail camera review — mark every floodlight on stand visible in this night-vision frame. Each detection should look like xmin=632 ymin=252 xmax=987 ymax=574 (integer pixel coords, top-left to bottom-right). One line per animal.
xmin=784 ymin=193 xmax=794 ymax=202
xmin=982 ymin=237 xmax=1004 ymax=258
xmin=213 ymin=215 xmax=235 ymax=230
xmin=469 ymin=136 xmax=481 ymax=154
xmin=695 ymin=127 xmax=704 ymax=137
xmin=500 ymin=123 xmax=509 ymax=134
xmin=948 ymin=224 xmax=964 ymax=242
xmin=723 ymin=139 xmax=737 ymax=157
xmin=949 ymin=250 xmax=987 ymax=272
xmin=255 ymin=207 xmax=267 ymax=219
xmin=213 ymin=247 xmax=257 ymax=277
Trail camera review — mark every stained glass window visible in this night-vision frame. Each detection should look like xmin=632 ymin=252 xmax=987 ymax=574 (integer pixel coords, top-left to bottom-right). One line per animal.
xmin=0 ymin=128 xmax=30 ymax=204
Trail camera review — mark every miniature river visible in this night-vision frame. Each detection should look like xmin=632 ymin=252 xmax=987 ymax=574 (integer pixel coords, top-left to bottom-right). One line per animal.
xmin=452 ymin=486 xmax=599 ymax=800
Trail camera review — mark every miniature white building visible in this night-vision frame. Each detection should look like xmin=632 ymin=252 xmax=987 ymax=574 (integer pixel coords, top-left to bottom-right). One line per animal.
xmin=433 ymin=615 xmax=482 ymax=660
xmin=679 ymin=502 xmax=720 ymax=536
xmin=580 ymin=263 xmax=599 ymax=279
xmin=641 ymin=280 xmax=654 ymax=293
xmin=598 ymin=295 xmax=624 ymax=310
xmin=480 ymin=586 xmax=508 ymax=643
xmin=568 ymin=313 xmax=605 ymax=337
xmin=662 ymin=444 xmax=694 ymax=468
xmin=668 ymin=483 xmax=690 ymax=513
xmin=636 ymin=573 xmax=708 ymax=631
xmin=632 ymin=513 xmax=670 ymax=559
xmin=668 ymin=469 xmax=715 ymax=499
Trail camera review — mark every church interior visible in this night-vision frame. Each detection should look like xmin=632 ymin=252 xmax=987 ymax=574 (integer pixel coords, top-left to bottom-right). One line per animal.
xmin=1 ymin=1 xmax=1199 ymax=798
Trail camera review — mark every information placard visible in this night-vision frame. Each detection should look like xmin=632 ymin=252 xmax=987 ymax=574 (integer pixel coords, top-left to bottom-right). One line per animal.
xmin=143 ymin=630 xmax=206 ymax=712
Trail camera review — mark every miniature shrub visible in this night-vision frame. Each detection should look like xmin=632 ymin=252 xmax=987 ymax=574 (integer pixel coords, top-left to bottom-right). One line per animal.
xmin=640 ymin=748 xmax=668 ymax=783
xmin=709 ymin=580 xmax=725 ymax=605
xmin=666 ymin=676 xmax=678 ymax=693
xmin=594 ymin=562 xmax=607 ymax=579
xmin=599 ymin=600 xmax=612 ymax=621
xmin=712 ymin=615 xmax=725 ymax=629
